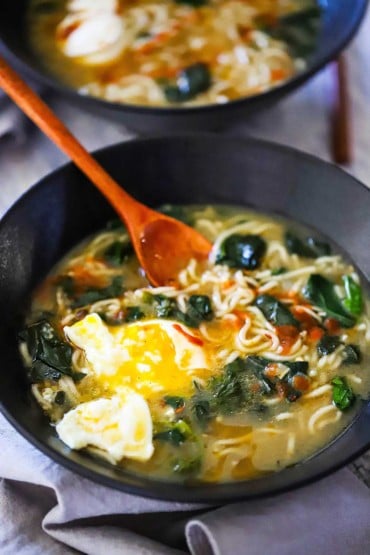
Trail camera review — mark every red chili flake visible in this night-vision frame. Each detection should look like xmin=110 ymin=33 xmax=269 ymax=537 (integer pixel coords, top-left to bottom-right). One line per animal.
xmin=172 ymin=324 xmax=204 ymax=346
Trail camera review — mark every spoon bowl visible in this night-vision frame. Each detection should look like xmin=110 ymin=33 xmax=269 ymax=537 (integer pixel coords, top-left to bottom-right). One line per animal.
xmin=0 ymin=55 xmax=211 ymax=286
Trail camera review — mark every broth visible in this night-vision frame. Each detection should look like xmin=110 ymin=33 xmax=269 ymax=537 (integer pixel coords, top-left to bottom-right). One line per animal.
xmin=20 ymin=205 xmax=370 ymax=483
xmin=27 ymin=0 xmax=321 ymax=107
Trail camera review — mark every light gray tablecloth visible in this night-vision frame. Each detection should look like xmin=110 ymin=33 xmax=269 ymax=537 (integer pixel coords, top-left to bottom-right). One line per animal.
xmin=1 ymin=8 xmax=370 ymax=555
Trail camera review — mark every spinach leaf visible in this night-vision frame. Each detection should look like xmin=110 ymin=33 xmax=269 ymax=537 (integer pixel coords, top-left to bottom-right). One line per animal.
xmin=163 ymin=396 xmax=185 ymax=410
xmin=54 ymin=391 xmax=66 ymax=405
xmin=20 ymin=320 xmax=85 ymax=383
xmin=154 ymin=420 xmax=193 ymax=446
xmin=303 ymin=274 xmax=356 ymax=328
xmin=271 ymin=267 xmax=286 ymax=276
xmin=265 ymin=4 xmax=322 ymax=58
xmin=342 ymin=344 xmax=361 ymax=365
xmin=164 ymin=63 xmax=211 ymax=103
xmin=72 ymin=276 xmax=124 ymax=308
xmin=255 ymin=294 xmax=299 ymax=327
xmin=216 ymin=234 xmax=267 ymax=270
xmin=102 ymin=240 xmax=133 ymax=266
xmin=332 ymin=376 xmax=356 ymax=411
xmin=342 ymin=276 xmax=363 ymax=316
xmin=285 ymin=231 xmax=331 ymax=258
xmin=317 ymin=335 xmax=342 ymax=357
xmin=172 ymin=456 xmax=201 ymax=475
xmin=124 ymin=306 xmax=145 ymax=322
xmin=148 ymin=293 xmax=213 ymax=328
xmin=186 ymin=295 xmax=213 ymax=325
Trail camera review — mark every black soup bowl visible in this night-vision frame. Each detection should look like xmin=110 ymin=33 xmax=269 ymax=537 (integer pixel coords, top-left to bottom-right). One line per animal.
xmin=0 ymin=136 xmax=369 ymax=503
xmin=0 ymin=0 xmax=368 ymax=133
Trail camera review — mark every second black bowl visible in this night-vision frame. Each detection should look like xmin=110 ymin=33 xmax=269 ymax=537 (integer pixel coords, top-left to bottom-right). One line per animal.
xmin=0 ymin=0 xmax=368 ymax=133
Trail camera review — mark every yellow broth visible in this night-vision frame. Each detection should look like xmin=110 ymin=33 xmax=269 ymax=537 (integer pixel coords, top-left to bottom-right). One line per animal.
xmin=21 ymin=206 xmax=370 ymax=483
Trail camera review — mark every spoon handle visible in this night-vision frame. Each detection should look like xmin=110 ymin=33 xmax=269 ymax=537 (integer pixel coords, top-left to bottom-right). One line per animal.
xmin=0 ymin=55 xmax=140 ymax=215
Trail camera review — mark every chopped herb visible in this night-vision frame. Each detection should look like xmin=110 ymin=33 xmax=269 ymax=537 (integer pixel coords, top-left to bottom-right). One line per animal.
xmin=342 ymin=344 xmax=361 ymax=365
xmin=154 ymin=420 xmax=193 ymax=446
xmin=54 ymin=391 xmax=66 ymax=405
xmin=124 ymin=306 xmax=145 ymax=322
xmin=72 ymin=276 xmax=124 ymax=308
xmin=172 ymin=456 xmax=201 ymax=475
xmin=216 ymin=234 xmax=267 ymax=270
xmin=102 ymin=240 xmax=133 ymax=266
xmin=285 ymin=231 xmax=331 ymax=258
xmin=332 ymin=376 xmax=356 ymax=411
xmin=342 ymin=276 xmax=363 ymax=316
xmin=255 ymin=294 xmax=299 ymax=327
xmin=303 ymin=274 xmax=356 ymax=328
xmin=164 ymin=63 xmax=211 ymax=103
xmin=163 ymin=396 xmax=185 ymax=410
xmin=271 ymin=267 xmax=286 ymax=276
xmin=317 ymin=335 xmax=342 ymax=357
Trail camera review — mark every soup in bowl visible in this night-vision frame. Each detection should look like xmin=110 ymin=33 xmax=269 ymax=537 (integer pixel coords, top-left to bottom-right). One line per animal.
xmin=0 ymin=136 xmax=369 ymax=501
xmin=28 ymin=0 xmax=321 ymax=107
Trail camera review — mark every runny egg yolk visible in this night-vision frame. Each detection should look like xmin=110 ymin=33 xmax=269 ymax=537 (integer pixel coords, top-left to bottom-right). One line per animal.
xmin=64 ymin=313 xmax=213 ymax=397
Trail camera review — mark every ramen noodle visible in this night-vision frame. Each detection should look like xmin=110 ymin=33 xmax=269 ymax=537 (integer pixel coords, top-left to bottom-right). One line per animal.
xmin=20 ymin=206 xmax=370 ymax=483
xmin=28 ymin=0 xmax=321 ymax=106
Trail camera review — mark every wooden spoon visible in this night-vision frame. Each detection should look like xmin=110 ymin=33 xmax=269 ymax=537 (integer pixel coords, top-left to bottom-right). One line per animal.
xmin=0 ymin=55 xmax=211 ymax=286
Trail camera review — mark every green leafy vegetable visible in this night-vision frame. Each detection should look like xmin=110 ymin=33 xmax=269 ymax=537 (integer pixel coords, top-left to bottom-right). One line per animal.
xmin=332 ymin=376 xmax=356 ymax=411
xmin=317 ymin=335 xmax=342 ymax=357
xmin=163 ymin=396 xmax=185 ymax=410
xmin=342 ymin=344 xmax=361 ymax=365
xmin=262 ymin=4 xmax=322 ymax=58
xmin=255 ymin=294 xmax=299 ymax=327
xmin=54 ymin=391 xmax=66 ymax=405
xmin=20 ymin=320 xmax=85 ymax=383
xmin=342 ymin=276 xmax=363 ymax=316
xmin=303 ymin=274 xmax=356 ymax=328
xmin=147 ymin=293 xmax=213 ymax=328
xmin=186 ymin=295 xmax=214 ymax=325
xmin=216 ymin=234 xmax=267 ymax=270
xmin=72 ymin=276 xmax=124 ymax=308
xmin=154 ymin=420 xmax=193 ymax=445
xmin=172 ymin=456 xmax=201 ymax=475
xmin=271 ymin=267 xmax=286 ymax=276
xmin=124 ymin=306 xmax=145 ymax=322
xmin=285 ymin=231 xmax=331 ymax=258
xmin=164 ymin=63 xmax=211 ymax=103
xmin=102 ymin=240 xmax=133 ymax=266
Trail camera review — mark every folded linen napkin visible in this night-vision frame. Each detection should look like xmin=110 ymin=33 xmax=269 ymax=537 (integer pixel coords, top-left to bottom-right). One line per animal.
xmin=1 ymin=412 xmax=369 ymax=555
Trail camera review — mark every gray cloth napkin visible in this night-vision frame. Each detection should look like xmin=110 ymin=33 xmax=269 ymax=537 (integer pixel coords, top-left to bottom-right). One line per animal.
xmin=1 ymin=412 xmax=370 ymax=555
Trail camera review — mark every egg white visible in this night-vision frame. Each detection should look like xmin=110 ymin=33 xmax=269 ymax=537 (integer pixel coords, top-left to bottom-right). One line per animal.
xmin=56 ymin=388 xmax=153 ymax=462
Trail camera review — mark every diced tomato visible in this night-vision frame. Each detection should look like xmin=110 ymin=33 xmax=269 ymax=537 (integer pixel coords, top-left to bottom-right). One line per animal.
xmin=291 ymin=374 xmax=310 ymax=392
xmin=307 ymin=326 xmax=325 ymax=342
xmin=324 ymin=318 xmax=341 ymax=334
xmin=275 ymin=325 xmax=300 ymax=355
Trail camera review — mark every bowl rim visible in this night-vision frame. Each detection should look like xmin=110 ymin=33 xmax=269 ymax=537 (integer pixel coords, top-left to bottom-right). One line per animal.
xmin=0 ymin=134 xmax=370 ymax=503
xmin=0 ymin=0 xmax=368 ymax=115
